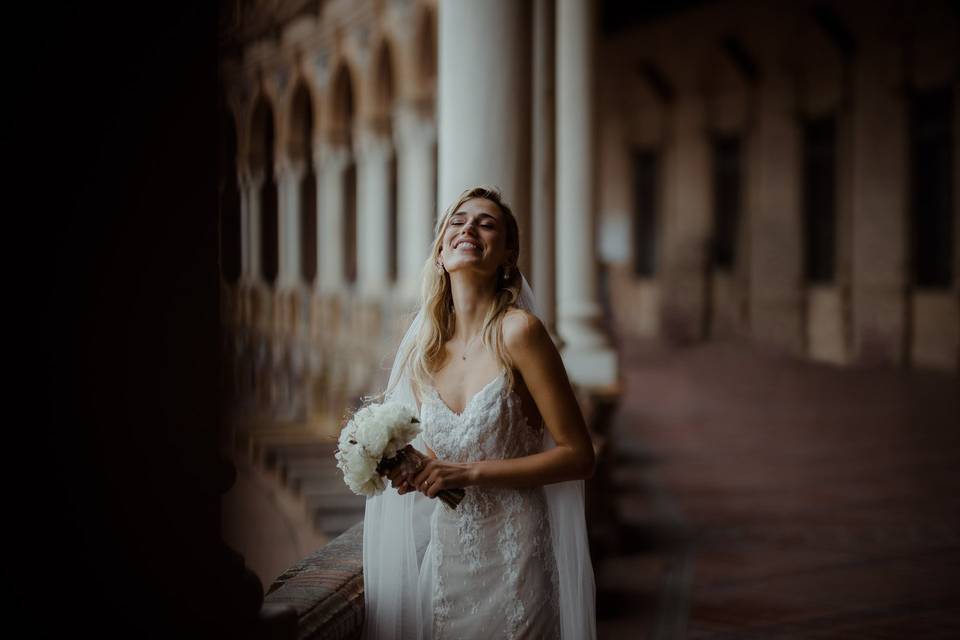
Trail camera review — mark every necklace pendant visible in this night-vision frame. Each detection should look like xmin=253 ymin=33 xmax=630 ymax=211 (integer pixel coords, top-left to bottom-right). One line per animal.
xmin=461 ymin=354 xmax=467 ymax=361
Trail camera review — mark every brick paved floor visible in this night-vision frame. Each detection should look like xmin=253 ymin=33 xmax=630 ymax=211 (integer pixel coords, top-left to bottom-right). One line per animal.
xmin=597 ymin=338 xmax=959 ymax=639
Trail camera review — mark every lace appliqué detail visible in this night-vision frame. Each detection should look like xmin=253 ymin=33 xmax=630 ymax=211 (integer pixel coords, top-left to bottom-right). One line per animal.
xmin=421 ymin=370 xmax=560 ymax=639
xmin=429 ymin=506 xmax=452 ymax=638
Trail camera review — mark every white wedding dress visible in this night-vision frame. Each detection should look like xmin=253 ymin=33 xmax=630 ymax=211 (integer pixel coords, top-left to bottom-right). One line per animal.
xmin=361 ymin=277 xmax=595 ymax=640
xmin=416 ymin=369 xmax=561 ymax=639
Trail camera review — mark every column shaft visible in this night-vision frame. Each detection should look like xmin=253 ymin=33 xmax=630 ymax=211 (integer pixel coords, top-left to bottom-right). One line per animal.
xmin=850 ymin=45 xmax=908 ymax=365
xmin=356 ymin=131 xmax=392 ymax=296
xmin=659 ymin=97 xmax=710 ymax=344
xmin=747 ymin=78 xmax=803 ymax=354
xmin=438 ymin=0 xmax=531 ymax=265
xmin=276 ymin=162 xmax=304 ymax=289
xmin=532 ymin=0 xmax=557 ymax=333
xmin=555 ymin=0 xmax=616 ymax=385
xmin=396 ymin=107 xmax=437 ymax=300
xmin=318 ymin=146 xmax=348 ymax=292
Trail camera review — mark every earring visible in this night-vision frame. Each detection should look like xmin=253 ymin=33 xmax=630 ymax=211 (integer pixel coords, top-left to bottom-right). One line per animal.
xmin=436 ymin=259 xmax=445 ymax=274
xmin=503 ymin=266 xmax=511 ymax=280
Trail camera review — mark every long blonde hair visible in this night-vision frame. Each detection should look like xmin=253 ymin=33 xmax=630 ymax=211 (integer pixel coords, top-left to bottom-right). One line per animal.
xmin=394 ymin=186 xmax=523 ymax=401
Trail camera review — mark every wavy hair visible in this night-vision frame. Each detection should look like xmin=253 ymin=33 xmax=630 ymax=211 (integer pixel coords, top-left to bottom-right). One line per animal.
xmin=391 ymin=186 xmax=523 ymax=403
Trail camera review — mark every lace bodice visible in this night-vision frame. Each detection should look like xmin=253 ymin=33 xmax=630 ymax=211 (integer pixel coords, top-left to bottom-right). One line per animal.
xmin=421 ymin=369 xmax=544 ymax=463
xmin=416 ymin=369 xmax=560 ymax=639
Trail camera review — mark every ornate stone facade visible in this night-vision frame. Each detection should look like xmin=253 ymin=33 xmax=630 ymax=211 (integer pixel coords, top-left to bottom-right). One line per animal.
xmin=219 ymin=0 xmax=957 ymax=447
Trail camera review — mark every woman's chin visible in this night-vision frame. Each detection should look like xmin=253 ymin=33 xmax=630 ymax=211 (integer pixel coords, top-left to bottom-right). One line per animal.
xmin=446 ymin=263 xmax=496 ymax=279
xmin=446 ymin=256 xmax=480 ymax=270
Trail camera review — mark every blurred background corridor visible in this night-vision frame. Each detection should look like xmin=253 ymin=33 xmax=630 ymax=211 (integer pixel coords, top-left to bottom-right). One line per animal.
xmin=216 ymin=1 xmax=957 ymax=637
xmin=215 ymin=0 xmax=958 ymax=637
xmin=35 ymin=0 xmax=957 ymax=638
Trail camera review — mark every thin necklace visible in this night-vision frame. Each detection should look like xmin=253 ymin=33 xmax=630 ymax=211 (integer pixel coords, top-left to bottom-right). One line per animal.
xmin=461 ymin=330 xmax=482 ymax=361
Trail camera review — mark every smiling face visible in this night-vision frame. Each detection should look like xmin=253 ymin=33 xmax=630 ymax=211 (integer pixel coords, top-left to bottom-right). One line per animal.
xmin=439 ymin=197 xmax=513 ymax=278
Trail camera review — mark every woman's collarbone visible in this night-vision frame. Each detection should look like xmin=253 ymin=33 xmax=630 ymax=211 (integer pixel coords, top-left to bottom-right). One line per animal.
xmin=434 ymin=360 xmax=502 ymax=410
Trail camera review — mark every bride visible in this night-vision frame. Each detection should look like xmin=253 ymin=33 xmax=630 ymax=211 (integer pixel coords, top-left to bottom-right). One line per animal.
xmin=362 ymin=186 xmax=597 ymax=639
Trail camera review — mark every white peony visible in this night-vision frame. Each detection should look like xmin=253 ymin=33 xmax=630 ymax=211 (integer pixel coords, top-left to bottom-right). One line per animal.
xmin=334 ymin=401 xmax=421 ymax=497
xmin=353 ymin=407 xmax=390 ymax=457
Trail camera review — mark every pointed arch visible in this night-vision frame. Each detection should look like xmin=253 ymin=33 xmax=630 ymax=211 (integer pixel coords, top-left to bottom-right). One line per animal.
xmin=329 ymin=62 xmax=358 ymax=285
xmin=289 ymin=81 xmax=318 ymax=286
xmin=288 ymin=81 xmax=316 ymax=166
xmin=291 ymin=83 xmax=317 ymax=287
xmin=413 ymin=5 xmax=437 ymax=111
xmin=370 ymin=38 xmax=397 ymax=134
xmin=370 ymin=37 xmax=401 ymax=283
xmin=328 ymin=62 xmax=357 ymax=146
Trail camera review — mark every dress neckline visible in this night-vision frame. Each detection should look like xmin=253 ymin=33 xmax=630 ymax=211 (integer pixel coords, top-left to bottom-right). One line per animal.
xmin=428 ymin=369 xmax=507 ymax=417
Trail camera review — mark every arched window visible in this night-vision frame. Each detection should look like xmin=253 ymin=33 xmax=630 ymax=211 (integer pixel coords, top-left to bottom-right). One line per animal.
xmin=290 ymin=84 xmax=318 ymax=285
xmin=374 ymin=43 xmax=399 ymax=283
xmin=331 ymin=65 xmax=357 ymax=285
xmin=250 ymin=97 xmax=278 ymax=285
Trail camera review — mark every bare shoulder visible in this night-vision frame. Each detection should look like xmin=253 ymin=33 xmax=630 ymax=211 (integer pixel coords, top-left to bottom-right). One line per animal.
xmin=503 ymin=307 xmax=550 ymax=358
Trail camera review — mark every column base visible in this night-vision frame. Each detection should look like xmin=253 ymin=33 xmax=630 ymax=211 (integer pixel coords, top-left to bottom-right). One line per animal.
xmin=560 ymin=344 xmax=618 ymax=388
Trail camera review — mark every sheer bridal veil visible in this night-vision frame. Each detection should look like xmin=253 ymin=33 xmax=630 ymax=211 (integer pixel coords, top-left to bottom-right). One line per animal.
xmin=361 ymin=275 xmax=597 ymax=640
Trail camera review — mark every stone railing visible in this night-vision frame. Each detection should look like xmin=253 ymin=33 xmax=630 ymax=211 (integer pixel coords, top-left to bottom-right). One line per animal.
xmin=264 ymin=522 xmax=366 ymax=640
xmin=223 ymin=283 xmax=417 ymax=435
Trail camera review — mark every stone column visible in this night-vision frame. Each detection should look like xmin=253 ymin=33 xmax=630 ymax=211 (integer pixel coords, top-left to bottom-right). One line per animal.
xmin=850 ymin=43 xmax=908 ymax=366
xmin=659 ymin=96 xmax=710 ymax=344
xmin=317 ymin=144 xmax=349 ymax=293
xmin=747 ymin=76 xmax=804 ymax=355
xmin=532 ymin=0 xmax=557 ymax=335
xmin=311 ymin=147 xmax=325 ymax=295
xmin=355 ymin=128 xmax=393 ymax=296
xmin=276 ymin=159 xmax=305 ymax=290
xmin=396 ymin=105 xmax=438 ymax=301
xmin=274 ymin=160 xmax=289 ymax=290
xmin=555 ymin=0 xmax=616 ymax=386
xmin=438 ymin=0 xmax=532 ymax=272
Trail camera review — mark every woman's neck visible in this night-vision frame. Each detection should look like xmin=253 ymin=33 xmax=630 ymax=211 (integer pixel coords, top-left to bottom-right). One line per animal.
xmin=448 ymin=271 xmax=496 ymax=342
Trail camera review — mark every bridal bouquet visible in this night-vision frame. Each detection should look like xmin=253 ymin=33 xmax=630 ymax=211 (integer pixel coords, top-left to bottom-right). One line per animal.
xmin=335 ymin=402 xmax=464 ymax=509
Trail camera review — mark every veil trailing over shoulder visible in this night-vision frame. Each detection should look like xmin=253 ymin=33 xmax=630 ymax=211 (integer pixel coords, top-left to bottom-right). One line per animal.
xmin=361 ymin=275 xmax=597 ymax=640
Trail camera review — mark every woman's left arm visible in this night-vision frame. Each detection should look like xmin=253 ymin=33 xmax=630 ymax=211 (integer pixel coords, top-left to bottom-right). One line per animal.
xmin=411 ymin=310 xmax=595 ymax=497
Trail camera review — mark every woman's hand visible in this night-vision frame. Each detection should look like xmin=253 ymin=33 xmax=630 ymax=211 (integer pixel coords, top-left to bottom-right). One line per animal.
xmin=385 ymin=465 xmax=416 ymax=495
xmin=410 ymin=458 xmax=474 ymax=499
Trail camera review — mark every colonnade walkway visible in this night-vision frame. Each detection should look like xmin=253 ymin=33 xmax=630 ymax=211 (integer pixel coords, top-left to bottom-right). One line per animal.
xmin=223 ymin=337 xmax=958 ymax=636
xmin=598 ymin=338 xmax=959 ymax=638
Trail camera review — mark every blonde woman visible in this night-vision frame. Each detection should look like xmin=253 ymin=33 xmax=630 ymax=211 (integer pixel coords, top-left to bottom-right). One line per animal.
xmin=362 ymin=186 xmax=597 ymax=640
